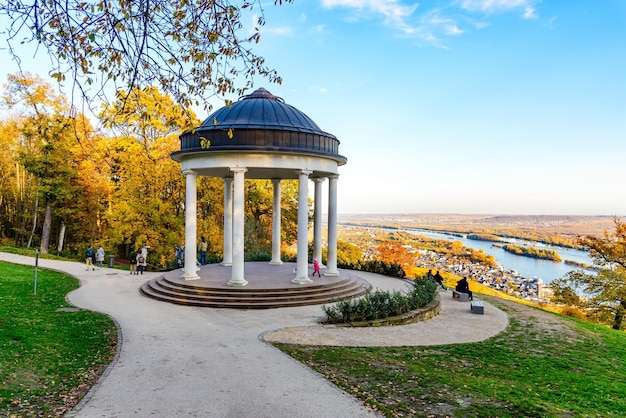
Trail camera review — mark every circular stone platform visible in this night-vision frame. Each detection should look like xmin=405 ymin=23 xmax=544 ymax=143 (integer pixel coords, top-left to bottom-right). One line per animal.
xmin=140 ymin=262 xmax=371 ymax=309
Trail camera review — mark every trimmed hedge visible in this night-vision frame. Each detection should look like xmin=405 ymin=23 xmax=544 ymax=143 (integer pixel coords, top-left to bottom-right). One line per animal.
xmin=338 ymin=259 xmax=406 ymax=278
xmin=322 ymin=276 xmax=437 ymax=324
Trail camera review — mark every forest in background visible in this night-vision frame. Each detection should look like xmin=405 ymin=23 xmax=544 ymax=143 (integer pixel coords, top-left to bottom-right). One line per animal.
xmin=0 ymin=73 xmax=303 ymax=268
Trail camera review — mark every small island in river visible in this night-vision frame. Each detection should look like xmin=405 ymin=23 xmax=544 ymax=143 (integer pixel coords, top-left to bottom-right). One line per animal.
xmin=502 ymin=244 xmax=562 ymax=262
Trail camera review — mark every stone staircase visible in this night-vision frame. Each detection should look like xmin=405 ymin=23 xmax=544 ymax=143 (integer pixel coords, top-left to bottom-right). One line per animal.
xmin=140 ymin=271 xmax=371 ymax=309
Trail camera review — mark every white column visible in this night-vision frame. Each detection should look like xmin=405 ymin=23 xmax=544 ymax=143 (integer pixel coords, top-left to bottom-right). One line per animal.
xmin=228 ymin=167 xmax=248 ymax=286
xmin=222 ymin=177 xmax=233 ymax=266
xmin=182 ymin=169 xmax=200 ymax=280
xmin=312 ymin=178 xmax=325 ymax=268
xmin=270 ymin=179 xmax=283 ymax=265
xmin=293 ymin=170 xmax=313 ymax=284
xmin=325 ymin=175 xmax=339 ymax=276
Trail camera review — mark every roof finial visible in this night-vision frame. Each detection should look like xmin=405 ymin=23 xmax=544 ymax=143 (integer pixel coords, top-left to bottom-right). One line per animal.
xmin=240 ymin=88 xmax=284 ymax=103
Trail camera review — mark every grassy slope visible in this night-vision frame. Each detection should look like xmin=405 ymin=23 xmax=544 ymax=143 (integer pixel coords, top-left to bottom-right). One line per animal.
xmin=276 ymin=296 xmax=626 ymax=417
xmin=0 ymin=261 xmax=117 ymax=417
xmin=277 ymin=268 xmax=625 ymax=417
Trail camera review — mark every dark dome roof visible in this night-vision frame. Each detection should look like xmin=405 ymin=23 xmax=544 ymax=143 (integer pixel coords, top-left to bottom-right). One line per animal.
xmin=199 ymin=88 xmax=336 ymax=138
xmin=175 ymin=88 xmax=345 ymax=165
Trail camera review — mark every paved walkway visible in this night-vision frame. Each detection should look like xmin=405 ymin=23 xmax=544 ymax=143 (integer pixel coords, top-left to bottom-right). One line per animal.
xmin=0 ymin=253 xmax=508 ymax=418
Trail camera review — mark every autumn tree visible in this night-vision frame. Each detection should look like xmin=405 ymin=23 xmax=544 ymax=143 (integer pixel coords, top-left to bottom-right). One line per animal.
xmin=197 ymin=176 xmax=227 ymax=258
xmin=548 ymin=279 xmax=581 ymax=307
xmin=375 ymin=240 xmax=415 ymax=276
xmin=99 ymin=87 xmax=198 ymax=266
xmin=331 ymin=240 xmax=363 ymax=266
xmin=550 ymin=217 xmax=626 ymax=330
xmin=450 ymin=240 xmax=464 ymax=255
xmin=243 ymin=179 xmax=300 ymax=259
xmin=0 ymin=119 xmax=26 ymax=242
xmin=2 ymin=0 xmax=291 ymax=114
xmin=2 ymin=73 xmax=85 ymax=253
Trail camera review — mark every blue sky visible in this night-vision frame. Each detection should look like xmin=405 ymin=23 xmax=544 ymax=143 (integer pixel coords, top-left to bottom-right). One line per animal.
xmin=2 ymin=0 xmax=625 ymax=216
xmin=245 ymin=0 xmax=626 ymax=216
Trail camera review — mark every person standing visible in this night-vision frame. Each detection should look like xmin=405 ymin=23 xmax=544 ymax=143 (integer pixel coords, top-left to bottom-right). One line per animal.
xmin=96 ymin=246 xmax=105 ymax=270
xmin=175 ymin=245 xmax=184 ymax=268
xmin=198 ymin=237 xmax=208 ymax=265
xmin=129 ymin=248 xmax=138 ymax=275
xmin=312 ymin=259 xmax=321 ymax=277
xmin=85 ymin=245 xmax=95 ymax=271
xmin=137 ymin=246 xmax=148 ymax=274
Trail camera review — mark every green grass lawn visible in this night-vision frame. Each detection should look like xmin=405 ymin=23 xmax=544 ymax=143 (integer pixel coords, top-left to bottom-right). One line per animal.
xmin=0 ymin=261 xmax=117 ymax=417
xmin=275 ymin=297 xmax=626 ymax=417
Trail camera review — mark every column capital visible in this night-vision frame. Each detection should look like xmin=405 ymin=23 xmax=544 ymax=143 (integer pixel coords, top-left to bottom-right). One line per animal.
xmin=230 ymin=167 xmax=248 ymax=174
xmin=297 ymin=169 xmax=313 ymax=177
xmin=312 ymin=177 xmax=326 ymax=184
xmin=182 ymin=169 xmax=197 ymax=176
xmin=328 ymin=174 xmax=339 ymax=180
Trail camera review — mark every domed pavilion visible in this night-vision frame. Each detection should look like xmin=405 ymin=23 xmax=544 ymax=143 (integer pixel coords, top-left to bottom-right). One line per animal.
xmin=140 ymin=88 xmax=366 ymax=308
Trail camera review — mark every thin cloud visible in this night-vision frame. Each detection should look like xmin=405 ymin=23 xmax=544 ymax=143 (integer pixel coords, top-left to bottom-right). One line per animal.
xmin=318 ymin=0 xmax=539 ymax=47
xmin=456 ymin=0 xmax=539 ymax=19
xmin=252 ymin=13 xmax=294 ymax=37
xmin=321 ymin=0 xmax=419 ymax=34
xmin=263 ymin=26 xmax=294 ymax=36
xmin=309 ymin=85 xmax=329 ymax=94
xmin=523 ymin=6 xmax=537 ymax=19
xmin=446 ymin=25 xmax=464 ymax=35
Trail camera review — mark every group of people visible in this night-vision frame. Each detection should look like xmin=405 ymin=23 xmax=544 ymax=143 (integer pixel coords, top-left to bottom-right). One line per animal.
xmin=427 ymin=269 xmax=473 ymax=300
xmin=84 ymin=245 xmax=106 ymax=270
xmin=129 ymin=247 xmax=149 ymax=274
xmin=85 ymin=244 xmax=149 ymax=274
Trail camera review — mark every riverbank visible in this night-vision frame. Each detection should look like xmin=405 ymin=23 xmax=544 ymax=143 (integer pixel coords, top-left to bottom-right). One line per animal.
xmin=415 ymin=249 xmax=546 ymax=301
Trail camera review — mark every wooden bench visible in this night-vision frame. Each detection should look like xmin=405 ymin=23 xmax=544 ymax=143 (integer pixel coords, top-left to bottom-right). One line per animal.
xmin=470 ymin=300 xmax=484 ymax=314
xmin=452 ymin=290 xmax=470 ymax=302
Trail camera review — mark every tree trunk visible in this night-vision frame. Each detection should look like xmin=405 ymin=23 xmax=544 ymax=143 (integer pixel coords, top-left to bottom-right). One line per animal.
xmin=57 ymin=221 xmax=66 ymax=252
xmin=40 ymin=198 xmax=53 ymax=254
xmin=612 ymin=300 xmax=625 ymax=330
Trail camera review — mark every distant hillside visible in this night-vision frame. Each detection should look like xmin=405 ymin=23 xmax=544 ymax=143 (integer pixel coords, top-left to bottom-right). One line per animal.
xmin=338 ymin=214 xmax=618 ymax=238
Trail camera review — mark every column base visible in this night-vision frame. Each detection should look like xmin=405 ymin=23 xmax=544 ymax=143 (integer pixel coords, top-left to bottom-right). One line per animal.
xmin=269 ymin=260 xmax=283 ymax=265
xmin=227 ymin=278 xmax=248 ymax=286
xmin=292 ymin=277 xmax=313 ymax=285
xmin=182 ymin=272 xmax=201 ymax=280
xmin=324 ymin=270 xmax=340 ymax=277
xmin=221 ymin=262 xmax=232 ymax=267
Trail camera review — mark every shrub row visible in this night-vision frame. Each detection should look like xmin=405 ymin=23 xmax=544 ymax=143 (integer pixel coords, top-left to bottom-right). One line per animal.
xmin=338 ymin=259 xmax=406 ymax=278
xmin=322 ymin=276 xmax=437 ymax=324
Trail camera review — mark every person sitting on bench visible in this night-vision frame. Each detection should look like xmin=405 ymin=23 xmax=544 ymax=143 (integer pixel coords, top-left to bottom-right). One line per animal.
xmin=455 ymin=277 xmax=473 ymax=300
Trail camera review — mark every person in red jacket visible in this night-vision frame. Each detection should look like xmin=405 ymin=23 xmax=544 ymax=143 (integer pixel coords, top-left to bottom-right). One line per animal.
xmin=312 ymin=259 xmax=321 ymax=277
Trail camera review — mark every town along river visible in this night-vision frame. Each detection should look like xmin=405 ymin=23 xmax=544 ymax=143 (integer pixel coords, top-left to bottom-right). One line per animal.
xmin=406 ymin=229 xmax=593 ymax=285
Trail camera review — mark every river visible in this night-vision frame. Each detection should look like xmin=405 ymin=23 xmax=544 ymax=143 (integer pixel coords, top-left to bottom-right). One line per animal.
xmin=405 ymin=229 xmax=593 ymax=284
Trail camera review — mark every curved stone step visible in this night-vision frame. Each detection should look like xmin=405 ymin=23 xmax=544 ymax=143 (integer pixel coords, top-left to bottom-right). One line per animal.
xmin=139 ymin=262 xmax=372 ymax=309
xmin=140 ymin=277 xmax=369 ymax=309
